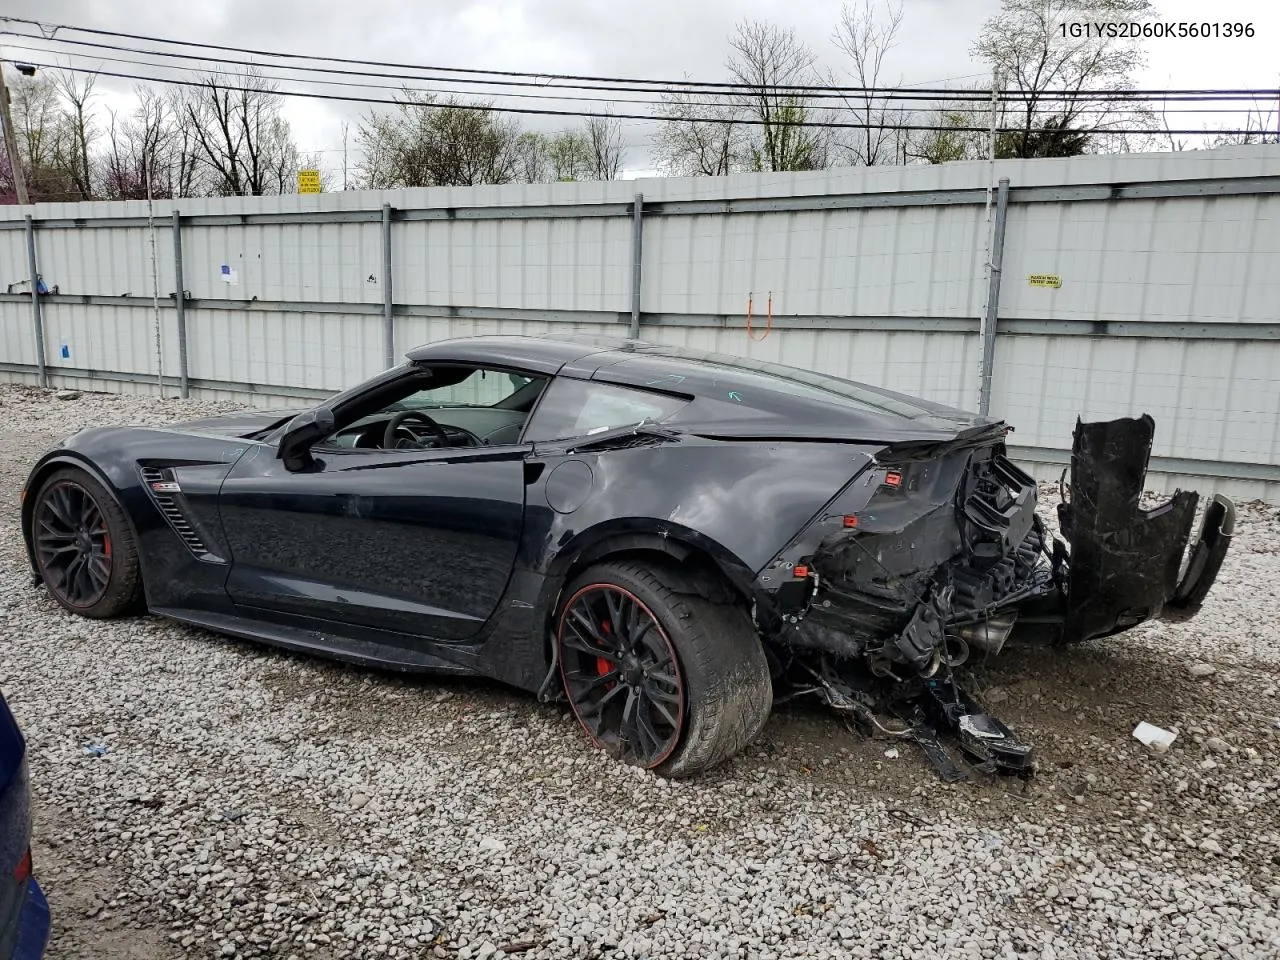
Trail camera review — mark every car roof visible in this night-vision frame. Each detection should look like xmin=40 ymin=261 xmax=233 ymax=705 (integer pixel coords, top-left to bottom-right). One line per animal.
xmin=405 ymin=333 xmax=634 ymax=374
xmin=405 ymin=333 xmax=988 ymax=437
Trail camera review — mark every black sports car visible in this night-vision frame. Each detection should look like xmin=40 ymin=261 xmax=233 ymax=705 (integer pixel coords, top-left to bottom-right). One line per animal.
xmin=20 ymin=334 xmax=1234 ymax=777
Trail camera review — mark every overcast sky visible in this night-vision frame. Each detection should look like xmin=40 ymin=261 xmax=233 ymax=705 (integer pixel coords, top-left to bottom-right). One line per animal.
xmin=3 ymin=0 xmax=1277 ymax=179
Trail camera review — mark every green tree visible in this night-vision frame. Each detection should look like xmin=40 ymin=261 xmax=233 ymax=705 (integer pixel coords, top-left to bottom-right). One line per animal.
xmin=357 ymin=93 xmax=524 ymax=188
xmin=910 ymin=109 xmax=983 ymax=164
xmin=995 ymin=114 xmax=1090 ymax=158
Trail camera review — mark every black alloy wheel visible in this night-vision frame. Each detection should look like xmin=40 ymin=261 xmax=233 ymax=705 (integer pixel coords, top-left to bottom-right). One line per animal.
xmin=34 ymin=479 xmax=114 ymax=609
xmin=558 ymin=583 xmax=685 ymax=769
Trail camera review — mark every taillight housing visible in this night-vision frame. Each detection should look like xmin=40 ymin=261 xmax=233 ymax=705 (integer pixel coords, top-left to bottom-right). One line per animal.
xmin=13 ymin=847 xmax=31 ymax=883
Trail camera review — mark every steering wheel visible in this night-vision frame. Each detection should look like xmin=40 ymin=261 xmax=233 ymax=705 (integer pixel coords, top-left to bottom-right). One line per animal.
xmin=383 ymin=410 xmax=450 ymax=449
xmin=382 ymin=410 xmax=484 ymax=450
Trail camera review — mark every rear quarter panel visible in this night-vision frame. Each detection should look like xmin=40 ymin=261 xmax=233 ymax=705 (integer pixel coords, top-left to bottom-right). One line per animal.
xmin=523 ymin=437 xmax=880 ymax=586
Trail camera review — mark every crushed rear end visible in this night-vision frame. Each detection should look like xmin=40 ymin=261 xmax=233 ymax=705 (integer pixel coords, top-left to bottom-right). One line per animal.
xmin=755 ymin=414 xmax=1234 ymax=779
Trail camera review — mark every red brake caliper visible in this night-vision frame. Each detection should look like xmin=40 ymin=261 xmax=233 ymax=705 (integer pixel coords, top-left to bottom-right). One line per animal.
xmin=596 ymin=619 xmax=613 ymax=680
xmin=102 ymin=534 xmax=112 ymax=558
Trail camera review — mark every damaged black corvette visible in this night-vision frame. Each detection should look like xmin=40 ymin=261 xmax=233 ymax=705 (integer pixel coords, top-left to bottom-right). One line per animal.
xmin=20 ymin=334 xmax=1234 ymax=778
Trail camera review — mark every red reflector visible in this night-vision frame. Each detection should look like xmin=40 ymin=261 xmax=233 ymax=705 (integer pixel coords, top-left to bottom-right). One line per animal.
xmin=884 ymin=471 xmax=903 ymax=488
xmin=13 ymin=847 xmax=31 ymax=883
xmin=793 ymin=565 xmax=809 ymax=578
xmin=842 ymin=515 xmax=859 ymax=529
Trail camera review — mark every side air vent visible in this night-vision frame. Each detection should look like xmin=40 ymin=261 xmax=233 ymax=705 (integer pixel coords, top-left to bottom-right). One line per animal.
xmin=139 ymin=467 xmax=225 ymax=563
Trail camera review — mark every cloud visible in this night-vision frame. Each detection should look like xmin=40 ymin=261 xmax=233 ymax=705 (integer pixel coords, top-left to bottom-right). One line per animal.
xmin=5 ymin=0 xmax=1278 ymax=178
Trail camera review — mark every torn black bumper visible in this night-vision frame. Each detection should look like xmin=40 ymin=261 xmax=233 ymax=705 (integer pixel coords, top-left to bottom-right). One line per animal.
xmin=766 ymin=414 xmax=1234 ymax=671
xmin=766 ymin=414 xmax=1235 ymax=781
xmin=1052 ymin=415 xmax=1236 ymax=644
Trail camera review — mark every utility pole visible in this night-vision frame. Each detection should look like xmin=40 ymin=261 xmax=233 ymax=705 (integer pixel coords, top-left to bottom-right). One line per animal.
xmin=984 ymin=67 xmax=1001 ymax=219
xmin=341 ymin=121 xmax=349 ymax=191
xmin=977 ymin=67 xmax=1002 ymax=413
xmin=0 ymin=63 xmax=29 ymax=205
xmin=146 ymin=164 xmax=165 ymax=397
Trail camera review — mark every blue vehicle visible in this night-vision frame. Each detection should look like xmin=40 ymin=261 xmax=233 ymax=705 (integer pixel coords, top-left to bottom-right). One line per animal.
xmin=0 ymin=692 xmax=48 ymax=959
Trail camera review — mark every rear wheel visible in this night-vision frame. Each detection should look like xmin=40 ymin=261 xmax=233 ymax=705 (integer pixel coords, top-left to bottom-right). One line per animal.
xmin=32 ymin=468 xmax=142 ymax=618
xmin=556 ymin=560 xmax=772 ymax=778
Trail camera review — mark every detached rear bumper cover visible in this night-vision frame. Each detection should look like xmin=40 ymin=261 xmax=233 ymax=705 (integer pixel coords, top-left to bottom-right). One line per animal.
xmin=1054 ymin=414 xmax=1235 ymax=644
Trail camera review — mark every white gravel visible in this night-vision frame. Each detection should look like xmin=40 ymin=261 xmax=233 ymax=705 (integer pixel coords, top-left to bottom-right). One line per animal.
xmin=0 ymin=384 xmax=1277 ymax=960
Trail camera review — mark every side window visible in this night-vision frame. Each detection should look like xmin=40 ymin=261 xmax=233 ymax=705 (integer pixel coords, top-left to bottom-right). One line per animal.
xmin=399 ymin=368 xmax=538 ymax=408
xmin=524 ymin=378 xmax=687 ymax=442
xmin=318 ymin=365 xmax=547 ymax=451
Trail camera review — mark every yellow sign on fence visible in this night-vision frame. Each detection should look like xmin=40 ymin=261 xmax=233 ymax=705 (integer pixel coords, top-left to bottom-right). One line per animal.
xmin=297 ymin=169 xmax=322 ymax=194
xmin=1028 ymin=273 xmax=1062 ymax=289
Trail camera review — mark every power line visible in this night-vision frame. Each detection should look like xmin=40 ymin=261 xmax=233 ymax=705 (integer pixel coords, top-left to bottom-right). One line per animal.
xmin=9 ymin=43 xmax=1266 ymax=119
xmin=4 ymin=16 xmax=1279 ymax=103
xmin=0 ymin=30 xmax=1090 ymax=104
xmin=10 ymin=59 xmax=1269 ymax=136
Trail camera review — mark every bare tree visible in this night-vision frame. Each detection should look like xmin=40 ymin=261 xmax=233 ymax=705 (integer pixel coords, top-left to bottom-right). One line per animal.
xmin=584 ymin=113 xmax=625 ymax=179
xmin=102 ymin=88 xmax=177 ymax=199
xmin=831 ymin=0 xmax=905 ymax=165
xmin=1210 ymin=103 xmax=1279 ymax=146
xmin=180 ymin=71 xmax=300 ymax=196
xmin=973 ymin=0 xmax=1153 ymax=158
xmin=52 ymin=70 xmax=97 ymax=199
xmin=727 ymin=19 xmax=832 ymax=172
xmin=653 ymin=83 xmax=744 ymax=176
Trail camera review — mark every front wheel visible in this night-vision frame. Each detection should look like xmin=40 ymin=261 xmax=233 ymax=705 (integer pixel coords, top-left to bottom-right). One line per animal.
xmin=556 ymin=560 xmax=772 ymax=778
xmin=31 ymin=468 xmax=143 ymax=618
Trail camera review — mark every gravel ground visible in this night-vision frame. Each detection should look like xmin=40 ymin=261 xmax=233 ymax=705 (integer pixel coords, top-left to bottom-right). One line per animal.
xmin=0 ymin=383 xmax=1277 ymax=960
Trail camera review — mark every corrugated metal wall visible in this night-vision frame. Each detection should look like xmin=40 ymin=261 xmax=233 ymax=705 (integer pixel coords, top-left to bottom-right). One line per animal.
xmin=2 ymin=145 xmax=1278 ymax=499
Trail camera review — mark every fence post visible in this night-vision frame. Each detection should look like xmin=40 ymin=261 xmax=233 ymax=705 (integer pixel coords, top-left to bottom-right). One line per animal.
xmin=381 ymin=203 xmax=395 ymax=368
xmin=24 ymin=214 xmax=47 ymax=388
xmin=172 ymin=210 xmax=190 ymax=398
xmin=977 ymin=177 xmax=1010 ymax=417
xmin=628 ymin=193 xmax=644 ymax=339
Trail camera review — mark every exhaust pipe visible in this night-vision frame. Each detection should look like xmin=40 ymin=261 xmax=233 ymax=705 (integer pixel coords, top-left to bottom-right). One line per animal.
xmin=956 ymin=612 xmax=1018 ymax=655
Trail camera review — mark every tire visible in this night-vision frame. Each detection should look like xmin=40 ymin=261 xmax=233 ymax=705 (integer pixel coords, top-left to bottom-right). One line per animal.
xmin=31 ymin=467 xmax=143 ymax=619
xmin=556 ymin=559 xmax=772 ymax=778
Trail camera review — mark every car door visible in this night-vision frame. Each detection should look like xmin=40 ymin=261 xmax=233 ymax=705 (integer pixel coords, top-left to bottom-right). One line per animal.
xmin=216 ymin=366 xmax=537 ymax=641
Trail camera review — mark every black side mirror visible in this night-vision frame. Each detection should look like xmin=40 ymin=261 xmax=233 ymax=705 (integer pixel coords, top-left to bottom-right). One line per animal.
xmin=277 ymin=406 xmax=336 ymax=471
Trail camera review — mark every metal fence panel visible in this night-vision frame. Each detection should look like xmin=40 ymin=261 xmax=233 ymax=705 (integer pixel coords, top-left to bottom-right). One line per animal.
xmin=184 ymin=309 xmax=384 ymax=393
xmin=393 ymin=215 xmax=632 ymax=311
xmin=39 ymin=299 xmax=170 ymax=377
xmin=34 ymin=223 xmax=175 ymax=299
xmin=2 ymin=144 xmax=1278 ymax=499
xmin=0 ymin=300 xmax=36 ymax=367
xmin=999 ymin=194 xmax=1280 ymax=324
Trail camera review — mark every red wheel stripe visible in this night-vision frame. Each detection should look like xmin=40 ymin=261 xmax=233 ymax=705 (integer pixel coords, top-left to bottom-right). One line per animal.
xmin=556 ymin=582 xmax=686 ymax=769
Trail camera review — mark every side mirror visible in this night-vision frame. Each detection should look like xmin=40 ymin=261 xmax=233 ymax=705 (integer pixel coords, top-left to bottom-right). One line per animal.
xmin=277 ymin=406 xmax=335 ymax=471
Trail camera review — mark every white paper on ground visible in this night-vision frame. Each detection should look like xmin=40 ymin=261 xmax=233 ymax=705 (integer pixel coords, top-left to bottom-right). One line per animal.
xmin=1132 ymin=721 xmax=1178 ymax=750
